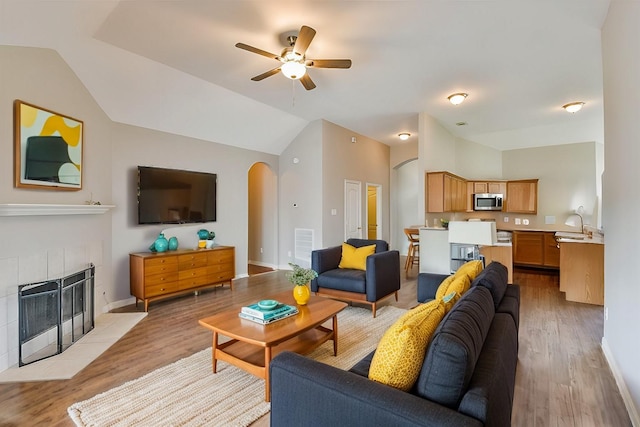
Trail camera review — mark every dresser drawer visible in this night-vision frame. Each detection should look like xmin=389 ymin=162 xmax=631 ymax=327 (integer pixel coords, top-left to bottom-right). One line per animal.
xmin=144 ymin=256 xmax=177 ymax=268
xmin=144 ymin=262 xmax=178 ymax=276
xmin=145 ymin=281 xmax=178 ymax=297
xmin=208 ymin=250 xmax=234 ymax=265
xmin=178 ymin=253 xmax=208 ymax=270
xmin=179 ymin=266 xmax=209 ymax=289
xmin=144 ymin=272 xmax=179 ymax=287
xmin=209 ymin=270 xmax=234 ymax=283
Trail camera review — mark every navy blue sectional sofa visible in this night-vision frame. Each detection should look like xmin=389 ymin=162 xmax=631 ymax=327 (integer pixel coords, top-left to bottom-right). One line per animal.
xmin=270 ymin=262 xmax=519 ymax=427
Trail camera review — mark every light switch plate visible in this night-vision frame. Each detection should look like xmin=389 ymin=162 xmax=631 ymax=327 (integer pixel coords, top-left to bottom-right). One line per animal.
xmin=514 ymin=218 xmax=521 ymax=225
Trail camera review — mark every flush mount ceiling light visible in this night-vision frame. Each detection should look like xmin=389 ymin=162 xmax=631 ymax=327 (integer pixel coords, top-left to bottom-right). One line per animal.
xmin=562 ymin=102 xmax=585 ymax=113
xmin=398 ymin=133 xmax=411 ymax=140
xmin=448 ymin=93 xmax=468 ymax=105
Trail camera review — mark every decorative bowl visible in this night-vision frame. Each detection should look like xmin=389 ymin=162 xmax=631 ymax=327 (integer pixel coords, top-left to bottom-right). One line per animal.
xmin=257 ymin=299 xmax=279 ymax=310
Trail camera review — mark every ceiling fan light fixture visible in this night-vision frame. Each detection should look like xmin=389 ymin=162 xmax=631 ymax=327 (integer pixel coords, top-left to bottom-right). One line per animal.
xmin=281 ymin=61 xmax=307 ymax=80
xmin=448 ymin=93 xmax=468 ymax=105
xmin=398 ymin=133 xmax=411 ymax=141
xmin=562 ymin=102 xmax=585 ymax=113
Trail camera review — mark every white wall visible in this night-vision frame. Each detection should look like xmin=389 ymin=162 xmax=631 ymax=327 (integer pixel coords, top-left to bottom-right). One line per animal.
xmin=455 ymin=136 xmax=503 ymax=179
xmin=395 ymin=159 xmax=420 ymax=255
xmin=602 ymin=2 xmax=640 ymax=423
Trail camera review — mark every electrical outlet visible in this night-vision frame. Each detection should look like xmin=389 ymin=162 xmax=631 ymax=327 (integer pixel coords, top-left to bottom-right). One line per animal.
xmin=287 ymin=251 xmax=292 ymax=257
xmin=260 ymin=248 xmax=263 ymax=254
xmin=605 ymin=307 xmax=609 ymax=321
xmin=523 ymin=219 xmax=529 ymax=225
xmin=503 ymin=216 xmax=509 ymax=223
xmin=514 ymin=218 xmax=521 ymax=225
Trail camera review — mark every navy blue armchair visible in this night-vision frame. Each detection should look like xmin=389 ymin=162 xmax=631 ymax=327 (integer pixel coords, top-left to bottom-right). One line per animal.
xmin=311 ymin=238 xmax=400 ymax=317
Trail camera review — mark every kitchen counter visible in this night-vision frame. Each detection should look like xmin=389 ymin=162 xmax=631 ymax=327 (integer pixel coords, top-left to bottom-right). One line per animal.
xmin=555 ymin=231 xmax=604 ymax=245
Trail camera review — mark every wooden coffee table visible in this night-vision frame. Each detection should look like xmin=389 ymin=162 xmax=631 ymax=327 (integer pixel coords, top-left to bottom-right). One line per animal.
xmin=198 ymin=290 xmax=347 ymax=401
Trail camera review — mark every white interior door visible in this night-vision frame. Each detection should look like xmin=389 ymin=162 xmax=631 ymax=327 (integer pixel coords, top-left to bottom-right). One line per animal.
xmin=344 ymin=180 xmax=362 ymax=240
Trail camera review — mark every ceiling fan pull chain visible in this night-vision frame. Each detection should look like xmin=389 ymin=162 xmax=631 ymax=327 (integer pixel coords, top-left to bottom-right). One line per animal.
xmin=292 ymin=79 xmax=296 ymax=108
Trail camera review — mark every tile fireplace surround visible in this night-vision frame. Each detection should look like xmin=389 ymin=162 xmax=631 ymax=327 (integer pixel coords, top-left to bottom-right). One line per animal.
xmin=0 ymin=242 xmax=105 ymax=374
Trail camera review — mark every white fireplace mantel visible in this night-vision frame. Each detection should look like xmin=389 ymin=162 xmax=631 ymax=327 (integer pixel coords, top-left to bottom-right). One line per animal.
xmin=0 ymin=204 xmax=115 ymax=216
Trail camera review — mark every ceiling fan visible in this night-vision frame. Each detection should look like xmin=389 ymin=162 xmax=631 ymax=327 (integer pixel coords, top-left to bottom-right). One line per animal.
xmin=235 ymin=25 xmax=352 ymax=90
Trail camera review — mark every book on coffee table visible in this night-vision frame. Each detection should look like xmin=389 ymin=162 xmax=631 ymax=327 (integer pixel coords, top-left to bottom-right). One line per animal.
xmin=238 ymin=307 xmax=298 ymax=325
xmin=241 ymin=303 xmax=297 ymax=320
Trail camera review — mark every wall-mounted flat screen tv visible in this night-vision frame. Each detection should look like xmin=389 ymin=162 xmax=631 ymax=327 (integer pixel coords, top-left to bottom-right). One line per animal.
xmin=137 ymin=166 xmax=217 ymax=225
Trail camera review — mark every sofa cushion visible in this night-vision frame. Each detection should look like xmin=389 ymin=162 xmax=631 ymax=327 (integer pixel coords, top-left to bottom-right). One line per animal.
xmin=471 ymin=261 xmax=508 ymax=309
xmin=316 ymin=268 xmax=366 ymax=293
xmin=338 ymin=243 xmax=376 ymax=270
xmin=435 ymin=274 xmax=471 ymax=303
xmin=369 ymin=299 xmax=446 ymax=391
xmin=454 ymin=260 xmax=484 ymax=281
xmin=414 ymin=286 xmax=495 ymax=408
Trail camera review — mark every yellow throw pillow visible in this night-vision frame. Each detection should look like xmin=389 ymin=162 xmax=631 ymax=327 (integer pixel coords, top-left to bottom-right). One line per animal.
xmin=454 ymin=260 xmax=484 ymax=281
xmin=338 ymin=243 xmax=376 ymax=270
xmin=435 ymin=274 xmax=471 ymax=301
xmin=369 ymin=299 xmax=445 ymax=391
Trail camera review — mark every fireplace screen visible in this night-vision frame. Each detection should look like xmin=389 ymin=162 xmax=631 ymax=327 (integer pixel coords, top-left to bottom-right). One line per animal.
xmin=18 ymin=264 xmax=95 ymax=366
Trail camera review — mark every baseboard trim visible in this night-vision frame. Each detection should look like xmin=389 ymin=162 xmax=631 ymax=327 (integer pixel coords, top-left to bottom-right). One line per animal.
xmin=248 ymin=260 xmax=278 ymax=270
xmin=601 ymin=337 xmax=640 ymax=426
xmin=101 ymin=296 xmax=137 ymax=313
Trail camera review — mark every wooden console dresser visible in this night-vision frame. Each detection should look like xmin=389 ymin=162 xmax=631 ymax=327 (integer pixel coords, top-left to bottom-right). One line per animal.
xmin=130 ymin=246 xmax=235 ymax=311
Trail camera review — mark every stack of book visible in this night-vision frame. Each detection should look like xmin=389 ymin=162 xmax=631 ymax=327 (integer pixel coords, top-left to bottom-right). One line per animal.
xmin=239 ymin=302 xmax=298 ymax=325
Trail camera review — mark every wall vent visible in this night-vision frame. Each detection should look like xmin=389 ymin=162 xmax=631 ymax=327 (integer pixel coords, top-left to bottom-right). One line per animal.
xmin=294 ymin=228 xmax=314 ymax=268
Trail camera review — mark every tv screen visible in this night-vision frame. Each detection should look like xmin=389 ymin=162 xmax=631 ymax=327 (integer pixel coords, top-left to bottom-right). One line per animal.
xmin=137 ymin=166 xmax=217 ymax=225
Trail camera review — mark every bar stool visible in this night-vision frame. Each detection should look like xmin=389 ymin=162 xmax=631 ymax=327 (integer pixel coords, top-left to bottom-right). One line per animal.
xmin=404 ymin=228 xmax=420 ymax=273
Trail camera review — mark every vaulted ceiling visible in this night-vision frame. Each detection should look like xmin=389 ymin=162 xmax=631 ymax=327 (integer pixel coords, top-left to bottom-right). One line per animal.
xmin=0 ymin=0 xmax=610 ymax=155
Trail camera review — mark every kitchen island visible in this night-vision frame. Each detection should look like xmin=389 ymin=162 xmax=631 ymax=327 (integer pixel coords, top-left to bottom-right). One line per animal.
xmin=556 ymin=231 xmax=604 ymax=305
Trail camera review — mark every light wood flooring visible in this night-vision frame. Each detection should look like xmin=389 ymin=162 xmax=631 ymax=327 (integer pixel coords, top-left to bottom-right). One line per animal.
xmin=0 ymin=264 xmax=631 ymax=426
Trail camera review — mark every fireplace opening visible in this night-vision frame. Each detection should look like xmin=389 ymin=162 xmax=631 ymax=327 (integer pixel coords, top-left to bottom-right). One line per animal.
xmin=18 ymin=264 xmax=95 ymax=366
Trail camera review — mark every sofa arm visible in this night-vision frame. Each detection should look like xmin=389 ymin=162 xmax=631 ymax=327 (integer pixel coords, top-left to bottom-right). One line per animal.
xmin=365 ymin=250 xmax=401 ymax=302
xmin=417 ymin=272 xmax=449 ymax=303
xmin=270 ymin=352 xmax=483 ymax=427
xmin=311 ymin=246 xmax=343 ymax=292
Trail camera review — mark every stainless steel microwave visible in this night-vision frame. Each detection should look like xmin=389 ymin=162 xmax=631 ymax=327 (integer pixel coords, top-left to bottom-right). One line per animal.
xmin=474 ymin=193 xmax=503 ymax=211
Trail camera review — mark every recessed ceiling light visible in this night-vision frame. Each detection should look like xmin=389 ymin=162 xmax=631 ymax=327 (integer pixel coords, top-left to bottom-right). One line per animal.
xmin=562 ymin=102 xmax=585 ymax=113
xmin=448 ymin=93 xmax=468 ymax=105
xmin=398 ymin=133 xmax=411 ymax=140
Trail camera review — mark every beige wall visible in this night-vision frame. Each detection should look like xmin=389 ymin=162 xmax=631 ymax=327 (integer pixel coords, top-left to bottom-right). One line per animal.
xmin=455 ymin=137 xmax=503 ymax=179
xmin=278 ymin=121 xmax=323 ymax=267
xmin=602 ymin=2 xmax=640 ymax=422
xmin=110 ymin=123 xmax=278 ymax=300
xmin=321 ymin=120 xmax=391 ymax=247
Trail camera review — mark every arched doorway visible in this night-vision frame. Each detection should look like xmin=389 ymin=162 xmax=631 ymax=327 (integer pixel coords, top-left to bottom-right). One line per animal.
xmin=248 ymin=162 xmax=278 ymax=274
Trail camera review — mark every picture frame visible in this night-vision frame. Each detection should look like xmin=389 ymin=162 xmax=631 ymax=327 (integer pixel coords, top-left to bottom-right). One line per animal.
xmin=14 ymin=100 xmax=84 ymax=190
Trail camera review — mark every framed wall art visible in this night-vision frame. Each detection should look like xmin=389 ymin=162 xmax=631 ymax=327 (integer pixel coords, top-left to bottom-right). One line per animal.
xmin=14 ymin=100 xmax=84 ymax=190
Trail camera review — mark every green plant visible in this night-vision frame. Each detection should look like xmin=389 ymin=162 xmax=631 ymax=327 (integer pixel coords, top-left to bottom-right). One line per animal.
xmin=286 ymin=263 xmax=318 ymax=286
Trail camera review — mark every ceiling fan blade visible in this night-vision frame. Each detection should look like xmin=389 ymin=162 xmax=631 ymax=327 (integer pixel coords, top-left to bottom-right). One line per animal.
xmin=251 ymin=67 xmax=281 ymax=81
xmin=235 ymin=43 xmax=280 ymax=60
xmin=300 ymin=74 xmax=316 ymax=90
xmin=306 ymin=59 xmax=352 ymax=69
xmin=293 ymin=25 xmax=316 ymax=56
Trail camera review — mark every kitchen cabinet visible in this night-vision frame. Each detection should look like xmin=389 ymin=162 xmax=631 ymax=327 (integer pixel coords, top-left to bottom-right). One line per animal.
xmin=559 ymin=241 xmax=604 ymax=305
xmin=512 ymin=231 xmax=558 ymax=268
xmin=472 ymin=181 xmax=506 ymax=195
xmin=505 ymin=179 xmax=538 ymax=213
xmin=426 ymin=172 xmax=467 ymax=213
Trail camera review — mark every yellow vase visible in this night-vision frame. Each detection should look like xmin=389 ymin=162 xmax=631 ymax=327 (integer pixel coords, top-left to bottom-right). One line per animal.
xmin=293 ymin=284 xmax=311 ymax=305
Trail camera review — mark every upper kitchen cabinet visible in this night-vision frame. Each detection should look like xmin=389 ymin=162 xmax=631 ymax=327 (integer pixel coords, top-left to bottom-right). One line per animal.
xmin=505 ymin=179 xmax=538 ymax=213
xmin=471 ymin=181 xmax=507 ymax=195
xmin=426 ymin=172 xmax=467 ymax=213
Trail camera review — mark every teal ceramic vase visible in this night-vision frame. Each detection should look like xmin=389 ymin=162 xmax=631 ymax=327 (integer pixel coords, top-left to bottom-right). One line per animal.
xmin=168 ymin=236 xmax=179 ymax=251
xmin=154 ymin=233 xmax=169 ymax=253
xmin=197 ymin=229 xmax=210 ymax=240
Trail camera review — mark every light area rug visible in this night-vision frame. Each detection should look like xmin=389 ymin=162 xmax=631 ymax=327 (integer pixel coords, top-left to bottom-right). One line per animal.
xmin=0 ymin=312 xmax=147 ymax=383
xmin=67 ymin=305 xmax=406 ymax=427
